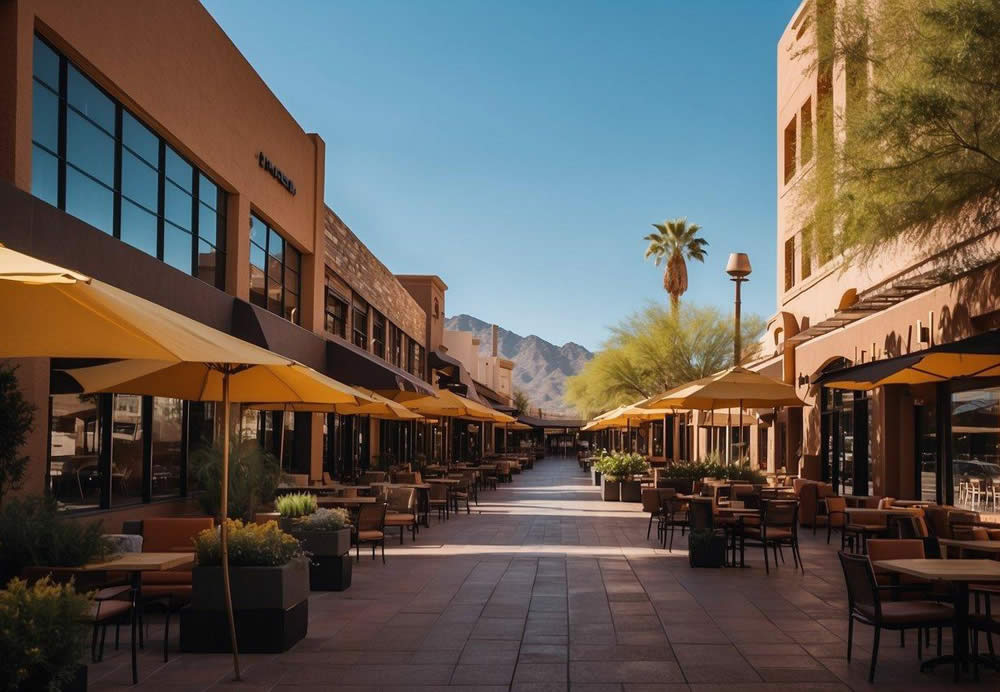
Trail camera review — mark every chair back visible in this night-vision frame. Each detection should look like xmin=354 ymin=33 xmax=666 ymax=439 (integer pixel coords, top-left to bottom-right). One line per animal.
xmin=357 ymin=502 xmax=387 ymax=531
xmin=689 ymin=498 xmax=714 ymax=531
xmin=339 ymin=487 xmax=357 ymax=498
xmin=362 ymin=471 xmax=387 ymax=485
xmin=838 ymin=550 xmax=881 ymax=618
xmin=732 ymin=484 xmax=754 ymax=499
xmin=387 ymin=487 xmax=415 ymax=513
xmin=889 ymin=515 xmax=921 ymax=539
xmin=289 ymin=474 xmax=309 ymax=487
xmin=322 ymin=472 xmax=334 ymax=485
xmin=641 ymin=488 xmax=660 ymax=514
xmin=142 ymin=517 xmax=214 ymax=552
xmin=867 ymin=538 xmax=924 ymax=561
xmin=825 ymin=496 xmax=847 ymax=527
xmin=429 ymin=483 xmax=448 ymax=501
xmin=762 ymin=500 xmax=798 ymax=533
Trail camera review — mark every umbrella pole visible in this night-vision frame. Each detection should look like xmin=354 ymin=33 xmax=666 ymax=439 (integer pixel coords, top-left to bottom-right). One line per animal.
xmin=726 ymin=408 xmax=732 ymax=466
xmin=738 ymin=400 xmax=743 ymax=465
xmin=220 ymin=370 xmax=241 ymax=680
xmin=278 ymin=405 xmax=288 ymax=476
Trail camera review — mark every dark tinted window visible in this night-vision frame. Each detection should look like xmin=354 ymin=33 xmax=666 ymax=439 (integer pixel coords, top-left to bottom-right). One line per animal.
xmin=29 ymin=35 xmax=226 ymax=290
xmin=249 ymin=213 xmax=300 ymax=324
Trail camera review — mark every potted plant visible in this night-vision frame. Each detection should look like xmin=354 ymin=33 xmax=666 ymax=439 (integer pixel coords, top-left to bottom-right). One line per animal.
xmin=596 ymin=453 xmax=649 ymax=502
xmin=181 ymin=520 xmax=309 ymax=653
xmin=688 ymin=528 xmax=726 ymax=568
xmin=189 ymin=439 xmax=280 ymax=522
xmin=0 ymin=497 xmax=109 ymax=587
xmin=0 ymin=577 xmax=91 ymax=692
xmin=290 ymin=508 xmax=353 ymax=591
xmin=275 ymin=492 xmax=318 ymax=532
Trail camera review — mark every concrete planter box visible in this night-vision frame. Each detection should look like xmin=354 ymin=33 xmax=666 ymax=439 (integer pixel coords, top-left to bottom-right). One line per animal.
xmin=191 ymin=556 xmax=309 ymax=611
xmin=291 ymin=528 xmax=351 ymax=558
xmin=619 ymin=480 xmax=642 ymax=502
xmin=689 ymin=534 xmax=726 ymax=568
xmin=601 ymin=477 xmax=620 ymax=501
xmin=592 ymin=470 xmax=602 ymax=486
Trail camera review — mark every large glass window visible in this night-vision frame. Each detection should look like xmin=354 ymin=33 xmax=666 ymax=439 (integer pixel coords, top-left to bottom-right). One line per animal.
xmin=951 ymin=388 xmax=1000 ymax=511
xmin=49 ymin=394 xmax=101 ymax=512
xmin=916 ymin=402 xmax=938 ymax=502
xmin=249 ymin=213 xmax=300 ymax=324
xmin=151 ymin=397 xmax=184 ymax=499
xmin=352 ymin=294 xmax=369 ymax=350
xmin=325 ymin=288 xmax=347 ymax=338
xmin=372 ymin=311 xmax=386 ymax=359
xmin=30 ymin=35 xmax=226 ymax=288
xmin=389 ymin=323 xmax=403 ymax=368
xmin=110 ymin=394 xmax=144 ymax=507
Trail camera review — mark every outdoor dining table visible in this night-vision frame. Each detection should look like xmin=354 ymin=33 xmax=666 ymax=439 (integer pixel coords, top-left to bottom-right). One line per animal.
xmin=873 ymin=558 xmax=1000 ymax=678
xmin=715 ymin=508 xmax=760 ymax=568
xmin=938 ymin=538 xmax=1000 ymax=558
xmin=83 ymin=552 xmax=194 ymax=685
xmin=427 ymin=477 xmax=463 ymax=513
xmin=316 ymin=495 xmax=377 ymax=506
xmin=844 ymin=506 xmax=921 ymax=518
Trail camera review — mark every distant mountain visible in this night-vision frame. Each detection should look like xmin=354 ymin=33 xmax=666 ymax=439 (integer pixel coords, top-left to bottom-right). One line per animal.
xmin=444 ymin=314 xmax=593 ymax=415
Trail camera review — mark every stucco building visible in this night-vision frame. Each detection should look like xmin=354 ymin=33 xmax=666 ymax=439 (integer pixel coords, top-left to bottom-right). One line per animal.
xmin=0 ymin=0 xmax=458 ymax=523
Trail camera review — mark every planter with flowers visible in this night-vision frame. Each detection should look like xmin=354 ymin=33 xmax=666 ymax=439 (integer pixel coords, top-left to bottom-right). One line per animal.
xmin=0 ymin=577 xmax=90 ymax=692
xmin=290 ymin=508 xmax=353 ymax=591
xmin=275 ymin=492 xmax=318 ymax=533
xmin=594 ymin=452 xmax=649 ymax=502
xmin=181 ymin=520 xmax=309 ymax=653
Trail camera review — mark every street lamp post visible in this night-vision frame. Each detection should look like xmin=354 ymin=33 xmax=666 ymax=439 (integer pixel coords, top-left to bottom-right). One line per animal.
xmin=726 ymin=252 xmax=751 ymax=465
xmin=726 ymin=253 xmax=752 ymax=366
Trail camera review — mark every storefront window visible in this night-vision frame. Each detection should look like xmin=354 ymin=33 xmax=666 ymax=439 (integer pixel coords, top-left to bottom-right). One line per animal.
xmin=110 ymin=395 xmax=144 ymax=506
xmin=249 ymin=214 xmax=300 ymax=324
xmin=916 ymin=402 xmax=937 ymax=502
xmin=951 ymin=387 xmax=1000 ymax=511
xmin=652 ymin=420 xmax=664 ymax=456
xmin=31 ymin=35 xmax=226 ymax=289
xmin=325 ymin=288 xmax=348 ymax=338
xmin=49 ymin=394 xmax=101 ymax=511
xmin=151 ymin=397 xmax=183 ymax=498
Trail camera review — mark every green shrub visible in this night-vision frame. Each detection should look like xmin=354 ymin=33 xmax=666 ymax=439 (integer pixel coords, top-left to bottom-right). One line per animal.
xmin=193 ymin=519 xmax=302 ymax=567
xmin=657 ymin=460 xmax=765 ymax=485
xmin=0 ymin=577 xmax=91 ymax=691
xmin=295 ymin=507 xmax=350 ymax=531
xmin=275 ymin=492 xmax=318 ymax=518
xmin=593 ymin=452 xmax=649 ymax=481
xmin=190 ymin=439 xmax=280 ymax=522
xmin=0 ymin=497 xmax=109 ymax=585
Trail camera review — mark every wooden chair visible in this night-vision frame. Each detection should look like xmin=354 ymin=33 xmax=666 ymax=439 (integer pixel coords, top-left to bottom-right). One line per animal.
xmin=659 ymin=494 xmax=687 ymax=552
xmin=429 ymin=482 xmax=450 ymax=521
xmin=384 ymin=487 xmax=418 ymax=544
xmin=742 ymin=500 xmax=802 ymax=574
xmin=843 ymin=509 xmax=887 ymax=554
xmin=816 ymin=495 xmax=848 ymax=546
xmin=837 ymin=551 xmax=954 ymax=682
xmin=353 ymin=502 xmax=387 ymax=563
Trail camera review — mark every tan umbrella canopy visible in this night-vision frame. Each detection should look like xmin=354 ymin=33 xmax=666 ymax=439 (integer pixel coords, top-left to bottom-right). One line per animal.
xmin=640 ymin=366 xmax=804 ymax=410
xmin=0 ymin=246 xmax=367 ymax=680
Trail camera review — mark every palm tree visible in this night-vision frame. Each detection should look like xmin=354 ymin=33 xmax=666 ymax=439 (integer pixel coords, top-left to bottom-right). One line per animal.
xmin=643 ymin=218 xmax=708 ymax=313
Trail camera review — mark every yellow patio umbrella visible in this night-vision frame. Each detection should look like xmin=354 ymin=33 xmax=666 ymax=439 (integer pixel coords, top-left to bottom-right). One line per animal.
xmin=0 ymin=246 xmax=365 ymax=681
xmin=400 ymin=388 xmax=509 ymax=421
xmin=507 ymin=421 xmax=533 ymax=431
xmin=640 ymin=367 xmax=804 ymax=410
xmin=640 ymin=366 xmax=804 ymax=463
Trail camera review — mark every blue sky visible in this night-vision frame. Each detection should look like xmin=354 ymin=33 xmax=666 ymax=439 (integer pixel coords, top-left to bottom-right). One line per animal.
xmin=203 ymin=0 xmax=802 ymax=352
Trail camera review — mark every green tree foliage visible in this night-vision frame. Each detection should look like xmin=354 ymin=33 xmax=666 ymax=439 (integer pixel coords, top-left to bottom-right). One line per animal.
xmin=189 ymin=438 xmax=280 ymax=522
xmin=798 ymin=0 xmax=1000 ymax=263
xmin=643 ymin=218 xmax=708 ymax=313
xmin=0 ymin=364 xmax=35 ymax=506
xmin=512 ymin=389 xmax=532 ymax=417
xmin=564 ymin=304 xmax=765 ymax=418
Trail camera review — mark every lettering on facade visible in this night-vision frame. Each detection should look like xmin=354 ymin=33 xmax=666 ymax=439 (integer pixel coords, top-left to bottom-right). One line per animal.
xmin=258 ymin=152 xmax=296 ymax=195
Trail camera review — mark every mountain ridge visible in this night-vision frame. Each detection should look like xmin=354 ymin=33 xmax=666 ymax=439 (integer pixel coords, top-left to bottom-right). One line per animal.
xmin=443 ymin=314 xmax=593 ymax=415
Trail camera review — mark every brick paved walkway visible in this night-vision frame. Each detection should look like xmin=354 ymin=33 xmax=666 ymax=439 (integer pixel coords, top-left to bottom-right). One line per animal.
xmin=90 ymin=457 xmax=999 ymax=691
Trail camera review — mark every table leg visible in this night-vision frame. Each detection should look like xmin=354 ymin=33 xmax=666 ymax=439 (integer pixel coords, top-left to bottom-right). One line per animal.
xmin=129 ymin=570 xmax=140 ymax=684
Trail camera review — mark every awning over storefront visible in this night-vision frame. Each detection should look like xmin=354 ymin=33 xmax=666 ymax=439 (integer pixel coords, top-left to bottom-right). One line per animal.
xmin=519 ymin=414 xmax=586 ymax=429
xmin=325 ymin=335 xmax=436 ymax=396
xmin=813 ymin=330 xmax=1000 ymax=391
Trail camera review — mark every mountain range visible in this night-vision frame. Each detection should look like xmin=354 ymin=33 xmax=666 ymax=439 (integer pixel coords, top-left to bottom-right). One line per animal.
xmin=443 ymin=314 xmax=593 ymax=416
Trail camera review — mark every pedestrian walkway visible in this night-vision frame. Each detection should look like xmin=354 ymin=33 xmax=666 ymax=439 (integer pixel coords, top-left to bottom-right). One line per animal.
xmin=89 ymin=457 xmax=998 ymax=691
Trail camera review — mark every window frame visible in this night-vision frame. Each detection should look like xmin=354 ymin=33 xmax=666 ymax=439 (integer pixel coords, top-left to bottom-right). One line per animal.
xmin=31 ymin=34 xmax=226 ymax=289
xmin=248 ymin=212 xmax=301 ymax=324
xmin=324 ymin=286 xmax=348 ymax=338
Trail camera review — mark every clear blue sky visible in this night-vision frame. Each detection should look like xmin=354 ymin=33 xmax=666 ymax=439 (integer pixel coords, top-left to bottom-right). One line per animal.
xmin=203 ymin=0 xmax=802 ymax=352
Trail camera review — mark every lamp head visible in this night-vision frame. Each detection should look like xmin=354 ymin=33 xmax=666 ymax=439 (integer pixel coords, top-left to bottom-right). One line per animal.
xmin=726 ymin=252 xmax=752 ymax=279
